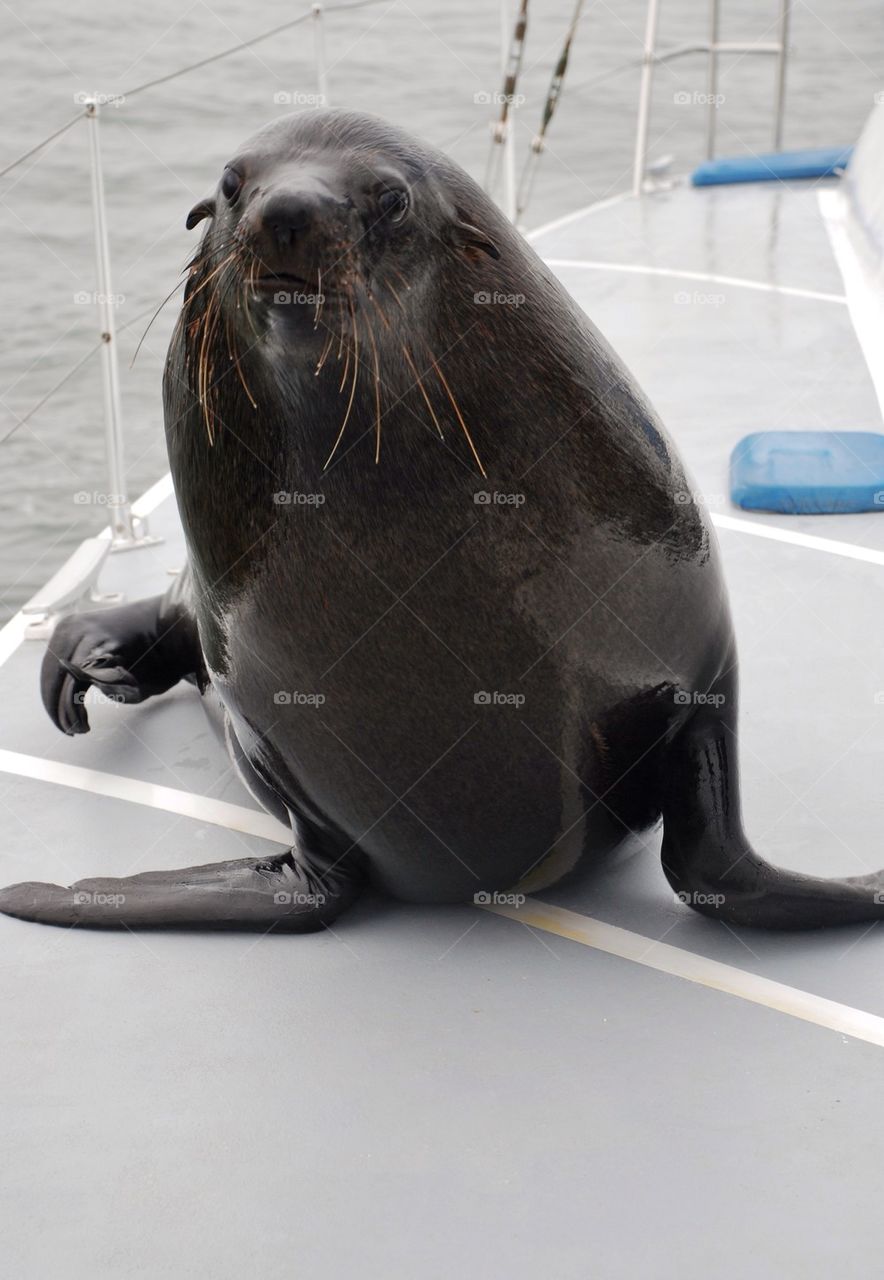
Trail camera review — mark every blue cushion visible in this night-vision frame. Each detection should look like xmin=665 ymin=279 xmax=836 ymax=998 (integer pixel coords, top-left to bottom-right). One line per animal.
xmin=692 ymin=147 xmax=853 ymax=187
xmin=730 ymin=432 xmax=884 ymax=514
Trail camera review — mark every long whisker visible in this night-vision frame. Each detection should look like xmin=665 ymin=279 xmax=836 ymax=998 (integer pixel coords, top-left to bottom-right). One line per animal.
xmin=182 ymin=249 xmax=240 ymax=309
xmin=315 ymin=324 xmax=335 ymax=375
xmin=388 ymin=265 xmax=413 ymax=295
xmin=238 ymin=246 xmax=261 ymax=343
xmin=324 ymin=292 xmax=360 ymax=470
xmin=130 ymin=278 xmax=185 ymax=367
xmin=197 ymin=285 xmax=224 ymax=445
xmin=338 ymin=335 xmax=351 ymax=394
xmin=365 ymin=290 xmax=390 ymax=331
xmin=363 ymin=312 xmax=383 ymax=464
xmin=427 ymin=351 xmax=486 ymax=477
xmin=221 ymin=265 xmax=258 ymax=410
xmin=401 ymin=342 xmax=444 ymax=441
xmin=130 ymin=238 xmax=242 ymax=369
xmin=314 ymin=268 xmax=323 ymax=330
xmin=384 ymin=278 xmax=406 ymax=313
xmin=336 ymin=292 xmax=346 ymax=361
xmin=369 ymin=287 xmax=446 ymax=443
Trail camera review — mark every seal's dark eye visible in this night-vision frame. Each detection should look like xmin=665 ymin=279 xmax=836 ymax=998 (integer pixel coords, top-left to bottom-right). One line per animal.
xmin=379 ymin=189 xmax=409 ymax=223
xmin=221 ymin=168 xmax=242 ymax=202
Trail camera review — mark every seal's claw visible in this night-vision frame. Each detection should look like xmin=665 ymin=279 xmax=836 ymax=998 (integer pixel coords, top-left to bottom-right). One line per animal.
xmin=42 ymin=618 xmax=144 ymax=735
xmin=42 ymin=616 xmax=102 ymax=734
xmin=40 ymin=597 xmax=202 ymax=737
xmin=56 ymin=671 xmax=90 ymax=735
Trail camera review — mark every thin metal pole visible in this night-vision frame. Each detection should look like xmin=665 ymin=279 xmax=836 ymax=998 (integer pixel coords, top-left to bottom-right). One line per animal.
xmin=84 ymin=99 xmax=135 ymax=547
xmin=312 ymin=4 xmax=329 ymax=107
xmin=632 ymin=0 xmax=661 ymax=196
xmin=705 ymin=0 xmax=720 ymax=160
xmin=773 ymin=0 xmax=790 ymax=151
xmin=500 ymin=0 xmax=517 ymax=223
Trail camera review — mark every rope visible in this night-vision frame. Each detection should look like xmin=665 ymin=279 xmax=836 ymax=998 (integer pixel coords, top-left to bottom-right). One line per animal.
xmin=484 ymin=1 xmax=530 ymax=199
xmin=495 ymin=0 xmax=529 ymax=139
xmin=517 ymin=0 xmax=587 ymax=219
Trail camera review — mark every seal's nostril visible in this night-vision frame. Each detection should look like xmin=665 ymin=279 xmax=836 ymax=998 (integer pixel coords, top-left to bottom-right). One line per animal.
xmin=261 ymin=192 xmax=317 ymax=248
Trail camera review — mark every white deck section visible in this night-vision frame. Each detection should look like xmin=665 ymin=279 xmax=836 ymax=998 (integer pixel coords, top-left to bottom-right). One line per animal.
xmin=4 ymin=170 xmax=884 ymax=1277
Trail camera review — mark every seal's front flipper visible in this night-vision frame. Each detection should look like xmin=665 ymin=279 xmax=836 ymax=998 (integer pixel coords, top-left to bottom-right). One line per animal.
xmin=0 ymin=847 xmax=364 ymax=931
xmin=661 ymin=670 xmax=884 ymax=929
xmin=42 ymin=584 xmax=204 ymax=735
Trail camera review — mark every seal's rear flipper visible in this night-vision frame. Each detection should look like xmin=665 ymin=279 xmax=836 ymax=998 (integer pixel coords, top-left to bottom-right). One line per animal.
xmin=0 ymin=849 xmax=364 ymax=931
xmin=661 ymin=671 xmax=884 ymax=930
xmin=41 ymin=572 xmax=204 ymax=735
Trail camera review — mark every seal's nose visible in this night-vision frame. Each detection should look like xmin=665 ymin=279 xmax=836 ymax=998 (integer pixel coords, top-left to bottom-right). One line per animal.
xmin=261 ymin=191 xmax=320 ymax=249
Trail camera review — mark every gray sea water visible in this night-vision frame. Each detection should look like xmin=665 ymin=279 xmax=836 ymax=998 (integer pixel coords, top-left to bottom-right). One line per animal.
xmin=1 ymin=0 xmax=882 ymax=621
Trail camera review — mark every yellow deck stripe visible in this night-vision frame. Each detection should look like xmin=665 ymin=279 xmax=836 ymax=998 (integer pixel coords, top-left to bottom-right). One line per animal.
xmin=484 ymin=899 xmax=884 ymax=1048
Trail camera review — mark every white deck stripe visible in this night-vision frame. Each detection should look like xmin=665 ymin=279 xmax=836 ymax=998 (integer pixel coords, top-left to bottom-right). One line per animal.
xmin=543 ymin=257 xmax=847 ymax=304
xmin=485 ymin=900 xmax=884 ymax=1049
xmin=711 ymin=511 xmax=884 ymax=566
xmin=0 ymin=748 xmax=291 ymax=844
xmin=525 ymin=190 xmax=633 ymax=242
xmin=0 ymin=611 xmax=28 ymax=668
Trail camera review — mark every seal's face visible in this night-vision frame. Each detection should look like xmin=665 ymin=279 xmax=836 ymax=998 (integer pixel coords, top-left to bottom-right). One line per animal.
xmin=175 ymin=111 xmax=506 ymax=464
xmin=192 ymin=150 xmax=412 ymax=315
xmin=184 ymin=111 xmax=501 ymax=338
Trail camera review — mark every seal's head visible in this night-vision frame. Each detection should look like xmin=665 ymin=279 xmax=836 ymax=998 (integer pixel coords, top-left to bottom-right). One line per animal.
xmin=167 ymin=109 xmax=696 ymax=564
xmin=175 ymin=110 xmax=513 ymax=467
xmin=185 ymin=110 xmax=501 ymax=326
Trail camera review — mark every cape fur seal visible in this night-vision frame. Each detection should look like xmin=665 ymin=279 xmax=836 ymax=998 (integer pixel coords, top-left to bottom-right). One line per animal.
xmin=2 ymin=109 xmax=881 ymax=931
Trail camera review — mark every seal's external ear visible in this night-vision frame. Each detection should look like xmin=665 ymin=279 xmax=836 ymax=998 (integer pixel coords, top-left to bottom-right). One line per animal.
xmin=186 ymin=195 xmax=216 ymax=231
xmin=449 ymin=217 xmax=501 ymax=261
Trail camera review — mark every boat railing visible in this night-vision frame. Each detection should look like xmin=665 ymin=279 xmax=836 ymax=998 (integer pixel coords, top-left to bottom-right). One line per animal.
xmin=1 ymin=1 xmax=400 ymax=634
xmin=1 ymin=0 xmax=796 ymax=628
xmin=632 ymin=0 xmax=792 ymax=195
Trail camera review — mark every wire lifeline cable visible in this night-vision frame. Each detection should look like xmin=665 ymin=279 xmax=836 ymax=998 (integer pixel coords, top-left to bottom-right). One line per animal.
xmin=0 ymin=111 xmax=87 ymax=181
xmin=0 ymin=343 xmax=103 ymax=447
xmin=119 ymin=0 xmax=390 ymax=99
xmin=0 ymin=298 xmax=178 ymax=449
xmin=0 ymin=0 xmax=392 ymax=179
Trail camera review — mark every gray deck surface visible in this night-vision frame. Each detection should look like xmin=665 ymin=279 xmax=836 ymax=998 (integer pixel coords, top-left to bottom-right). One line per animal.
xmin=3 ymin=176 xmax=884 ymax=1278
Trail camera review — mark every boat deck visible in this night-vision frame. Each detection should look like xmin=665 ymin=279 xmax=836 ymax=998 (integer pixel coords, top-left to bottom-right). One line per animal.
xmin=4 ymin=175 xmax=884 ymax=1278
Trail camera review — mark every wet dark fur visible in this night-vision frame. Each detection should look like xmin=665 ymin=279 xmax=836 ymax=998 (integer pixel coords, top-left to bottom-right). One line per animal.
xmin=164 ymin=110 xmax=726 ymax=902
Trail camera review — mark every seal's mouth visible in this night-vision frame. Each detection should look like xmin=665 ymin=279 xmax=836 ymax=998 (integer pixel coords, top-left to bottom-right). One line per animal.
xmin=251 ymin=272 xmax=321 ymax=296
